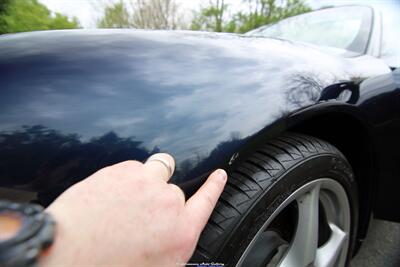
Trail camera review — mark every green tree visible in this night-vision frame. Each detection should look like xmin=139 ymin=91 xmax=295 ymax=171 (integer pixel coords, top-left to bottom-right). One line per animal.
xmin=191 ymin=0 xmax=311 ymax=33
xmin=97 ymin=0 xmax=183 ymax=30
xmin=191 ymin=0 xmax=228 ymax=32
xmin=0 ymin=0 xmax=79 ymax=34
xmin=98 ymin=1 xmax=132 ymax=28
xmin=235 ymin=0 xmax=311 ymax=33
xmin=0 ymin=0 xmax=10 ymax=14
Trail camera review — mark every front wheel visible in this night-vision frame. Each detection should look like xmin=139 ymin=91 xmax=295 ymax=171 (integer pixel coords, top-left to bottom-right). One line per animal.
xmin=191 ymin=133 xmax=358 ymax=267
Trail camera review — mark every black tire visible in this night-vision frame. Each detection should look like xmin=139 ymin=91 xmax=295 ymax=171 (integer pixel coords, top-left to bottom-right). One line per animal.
xmin=190 ymin=132 xmax=359 ymax=266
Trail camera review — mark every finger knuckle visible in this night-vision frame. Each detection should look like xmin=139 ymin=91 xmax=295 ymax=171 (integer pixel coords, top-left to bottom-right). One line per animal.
xmin=99 ymin=160 xmax=143 ymax=176
xmin=162 ymin=190 xmax=181 ymax=209
xmin=169 ymin=184 xmax=185 ymax=202
xmin=116 ymin=160 xmax=143 ymax=171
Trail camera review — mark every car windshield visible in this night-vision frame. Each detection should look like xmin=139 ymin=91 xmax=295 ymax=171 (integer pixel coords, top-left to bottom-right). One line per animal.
xmin=379 ymin=2 xmax=400 ymax=68
xmin=246 ymin=6 xmax=373 ymax=54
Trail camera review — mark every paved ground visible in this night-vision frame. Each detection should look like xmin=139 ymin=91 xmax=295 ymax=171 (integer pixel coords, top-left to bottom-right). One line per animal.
xmin=351 ymin=219 xmax=400 ymax=267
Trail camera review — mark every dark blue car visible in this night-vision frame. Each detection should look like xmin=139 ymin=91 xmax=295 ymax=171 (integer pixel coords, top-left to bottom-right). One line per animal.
xmin=0 ymin=3 xmax=399 ymax=267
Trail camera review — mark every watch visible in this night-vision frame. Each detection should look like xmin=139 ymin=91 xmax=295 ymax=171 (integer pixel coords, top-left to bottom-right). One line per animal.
xmin=0 ymin=200 xmax=55 ymax=267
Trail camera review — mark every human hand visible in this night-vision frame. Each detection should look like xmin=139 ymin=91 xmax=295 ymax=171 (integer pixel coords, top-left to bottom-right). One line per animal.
xmin=39 ymin=153 xmax=227 ymax=267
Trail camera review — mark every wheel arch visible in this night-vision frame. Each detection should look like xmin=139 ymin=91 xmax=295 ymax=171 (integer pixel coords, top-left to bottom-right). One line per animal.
xmin=285 ymin=104 xmax=376 ymax=251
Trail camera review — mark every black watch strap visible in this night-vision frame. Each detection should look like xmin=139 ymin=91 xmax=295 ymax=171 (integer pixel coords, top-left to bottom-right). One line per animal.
xmin=0 ymin=201 xmax=55 ymax=267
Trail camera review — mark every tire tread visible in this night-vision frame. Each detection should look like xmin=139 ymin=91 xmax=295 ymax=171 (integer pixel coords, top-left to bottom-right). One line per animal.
xmin=191 ymin=132 xmax=346 ymax=263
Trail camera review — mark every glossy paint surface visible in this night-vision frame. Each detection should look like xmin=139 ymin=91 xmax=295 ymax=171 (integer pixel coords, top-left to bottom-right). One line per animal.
xmin=363 ymin=69 xmax=400 ymax=221
xmin=0 ymin=30 xmax=396 ymax=207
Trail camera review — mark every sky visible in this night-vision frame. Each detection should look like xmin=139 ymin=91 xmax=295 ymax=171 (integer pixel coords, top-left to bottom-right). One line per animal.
xmin=38 ymin=0 xmax=395 ymax=28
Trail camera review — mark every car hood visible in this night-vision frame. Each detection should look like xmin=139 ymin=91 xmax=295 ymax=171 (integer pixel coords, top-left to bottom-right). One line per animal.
xmin=0 ymin=30 xmax=390 ymax=200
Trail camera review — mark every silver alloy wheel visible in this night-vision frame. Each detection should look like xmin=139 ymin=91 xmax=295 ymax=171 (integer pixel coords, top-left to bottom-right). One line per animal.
xmin=236 ymin=178 xmax=351 ymax=267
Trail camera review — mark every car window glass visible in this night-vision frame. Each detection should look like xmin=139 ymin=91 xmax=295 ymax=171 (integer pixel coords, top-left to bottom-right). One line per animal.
xmin=379 ymin=3 xmax=400 ymax=68
xmin=247 ymin=6 xmax=373 ymax=54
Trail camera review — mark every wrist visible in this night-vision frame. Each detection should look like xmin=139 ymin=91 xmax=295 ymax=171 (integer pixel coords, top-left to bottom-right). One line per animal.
xmin=37 ymin=207 xmax=67 ymax=267
xmin=0 ymin=201 xmax=55 ymax=267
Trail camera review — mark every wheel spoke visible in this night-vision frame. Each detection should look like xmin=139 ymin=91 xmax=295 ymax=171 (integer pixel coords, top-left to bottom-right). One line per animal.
xmin=236 ymin=178 xmax=350 ymax=267
xmin=279 ymin=184 xmax=321 ymax=267
xmin=314 ymin=223 xmax=347 ymax=267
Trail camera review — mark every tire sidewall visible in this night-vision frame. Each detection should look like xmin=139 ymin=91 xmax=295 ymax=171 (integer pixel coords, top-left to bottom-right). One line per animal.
xmin=218 ymin=153 xmax=359 ymax=266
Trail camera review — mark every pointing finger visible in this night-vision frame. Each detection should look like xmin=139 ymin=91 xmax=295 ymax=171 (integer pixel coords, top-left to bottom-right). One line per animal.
xmin=184 ymin=169 xmax=227 ymax=233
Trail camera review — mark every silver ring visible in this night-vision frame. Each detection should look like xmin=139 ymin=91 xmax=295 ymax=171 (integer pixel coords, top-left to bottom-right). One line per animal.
xmin=145 ymin=155 xmax=173 ymax=177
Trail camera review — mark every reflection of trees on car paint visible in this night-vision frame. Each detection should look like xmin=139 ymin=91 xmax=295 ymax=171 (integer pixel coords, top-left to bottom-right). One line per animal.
xmin=0 ymin=72 xmax=367 ymax=205
xmin=0 ymin=125 xmax=152 ymax=204
xmin=283 ymin=73 xmax=364 ymax=114
xmin=285 ymin=73 xmax=325 ymax=109
xmin=0 ymin=125 xmax=245 ymax=205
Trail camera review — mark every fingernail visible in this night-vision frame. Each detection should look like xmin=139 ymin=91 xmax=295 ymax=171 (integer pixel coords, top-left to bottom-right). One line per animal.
xmin=217 ymin=169 xmax=227 ymax=182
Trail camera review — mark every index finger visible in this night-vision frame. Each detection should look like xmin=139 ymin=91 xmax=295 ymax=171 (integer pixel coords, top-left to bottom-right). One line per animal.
xmin=184 ymin=169 xmax=227 ymax=233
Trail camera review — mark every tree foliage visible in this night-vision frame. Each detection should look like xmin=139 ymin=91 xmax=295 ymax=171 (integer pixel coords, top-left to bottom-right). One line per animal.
xmin=191 ymin=0 xmax=228 ymax=32
xmin=192 ymin=0 xmax=311 ymax=33
xmin=98 ymin=0 xmax=183 ymax=30
xmin=98 ymin=1 xmax=132 ymax=28
xmin=0 ymin=0 xmax=79 ymax=34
